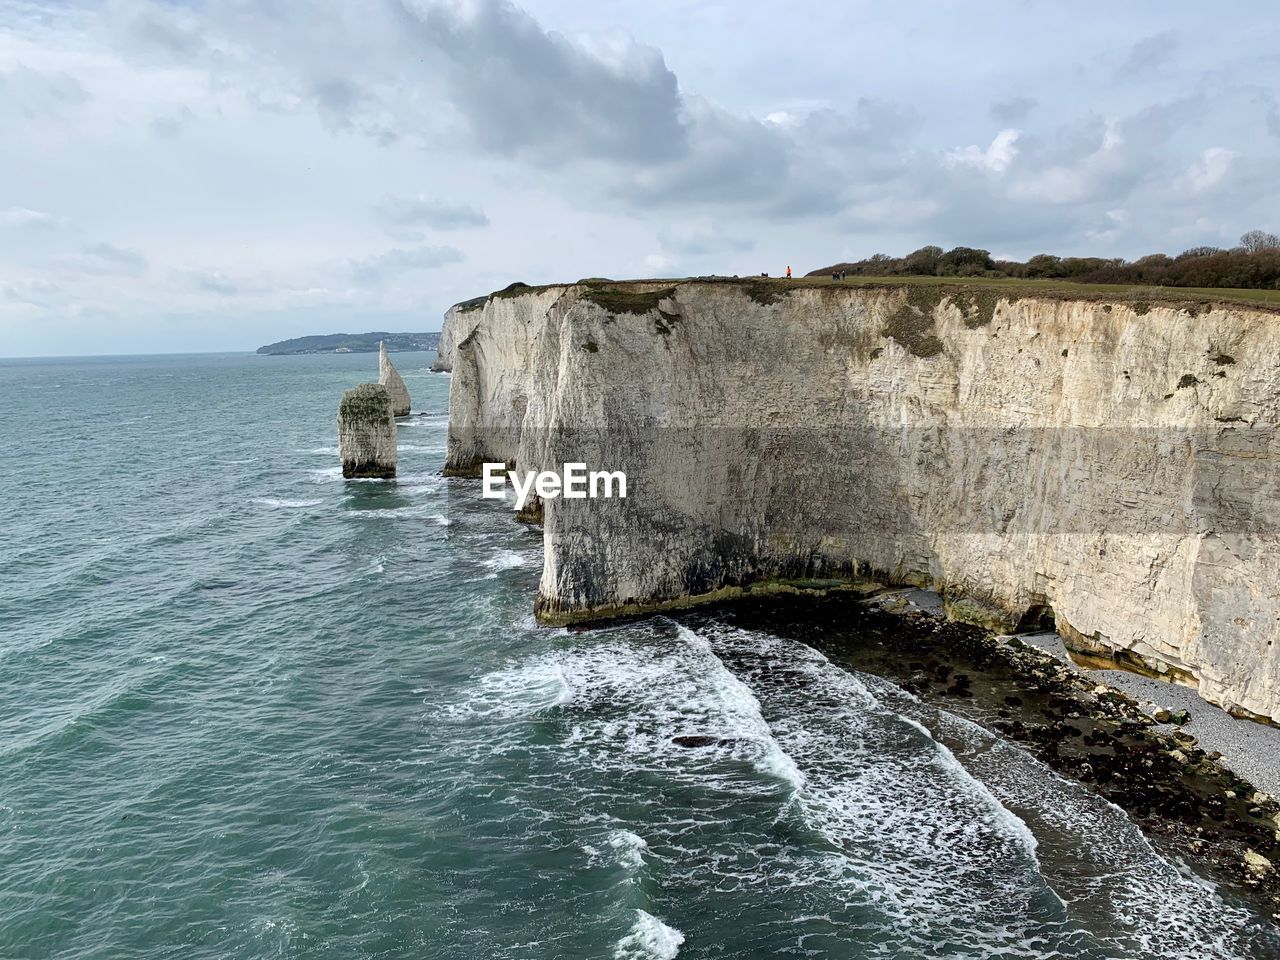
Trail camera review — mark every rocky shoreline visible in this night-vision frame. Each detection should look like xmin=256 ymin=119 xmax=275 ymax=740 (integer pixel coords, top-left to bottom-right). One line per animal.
xmin=678 ymin=591 xmax=1280 ymax=922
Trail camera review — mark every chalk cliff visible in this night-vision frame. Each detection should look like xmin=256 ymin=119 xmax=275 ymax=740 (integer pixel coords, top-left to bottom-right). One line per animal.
xmin=339 ymin=383 xmax=397 ymax=478
xmin=378 ymin=341 xmax=412 ymax=416
xmin=432 ymin=297 xmax=486 ymax=373
xmin=444 ymin=280 xmax=1280 ymax=722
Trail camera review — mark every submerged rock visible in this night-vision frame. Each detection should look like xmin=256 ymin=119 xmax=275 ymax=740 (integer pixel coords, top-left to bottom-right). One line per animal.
xmin=671 ymin=734 xmax=732 ymax=748
xmin=338 ymin=383 xmax=397 ymax=479
xmin=379 ymin=341 xmax=411 ymax=417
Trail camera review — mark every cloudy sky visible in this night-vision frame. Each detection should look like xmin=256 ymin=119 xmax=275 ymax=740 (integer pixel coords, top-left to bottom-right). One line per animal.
xmin=2 ymin=0 xmax=1278 ymax=355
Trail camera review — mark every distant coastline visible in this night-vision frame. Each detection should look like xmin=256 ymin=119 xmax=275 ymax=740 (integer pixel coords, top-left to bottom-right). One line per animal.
xmin=256 ymin=331 xmax=440 ymax=355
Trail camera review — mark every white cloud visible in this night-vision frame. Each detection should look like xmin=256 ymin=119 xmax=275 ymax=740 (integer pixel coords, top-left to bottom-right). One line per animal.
xmin=1178 ymin=147 xmax=1239 ymax=194
xmin=643 ymin=252 xmax=675 ymax=273
xmin=56 ymin=242 xmax=148 ymax=277
xmin=947 ymin=129 xmax=1021 ymax=174
xmin=374 ymin=195 xmax=489 ymax=231
xmin=1 ymin=0 xmax=1279 ymax=356
xmin=0 ymin=207 xmax=61 ymax=227
xmin=348 ymin=245 xmax=465 ymax=285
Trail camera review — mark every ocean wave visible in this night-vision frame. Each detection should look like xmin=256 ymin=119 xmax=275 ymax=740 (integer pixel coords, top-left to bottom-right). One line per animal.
xmin=440 ymin=623 xmax=805 ymax=797
xmin=607 ymin=829 xmax=649 ymax=870
xmin=895 ymin=695 xmax=1277 ymax=960
xmin=253 ymin=497 xmax=323 ymax=508
xmin=346 ymin=504 xmax=444 ymax=520
xmin=705 ymin=626 xmax=1048 ymax=918
xmin=395 ymin=472 xmax=444 ymax=485
xmin=428 ymin=617 xmax=1279 ymax=958
xmin=673 ymin=625 xmax=805 ymax=794
xmin=614 ymin=911 xmax=684 ymax=960
xmin=481 ymin=550 xmax=532 ymax=574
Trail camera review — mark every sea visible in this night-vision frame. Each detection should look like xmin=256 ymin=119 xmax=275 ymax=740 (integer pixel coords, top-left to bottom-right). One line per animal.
xmin=1 ymin=351 xmax=1277 ymax=960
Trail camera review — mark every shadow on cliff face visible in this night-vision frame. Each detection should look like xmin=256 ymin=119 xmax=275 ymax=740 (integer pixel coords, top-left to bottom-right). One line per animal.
xmin=675 ymin=592 xmax=1280 ymax=920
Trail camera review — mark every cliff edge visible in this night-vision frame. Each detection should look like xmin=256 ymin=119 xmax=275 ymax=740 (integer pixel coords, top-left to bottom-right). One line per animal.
xmin=444 ymin=279 xmax=1280 ymax=723
xmin=432 ymin=296 xmax=486 ymax=372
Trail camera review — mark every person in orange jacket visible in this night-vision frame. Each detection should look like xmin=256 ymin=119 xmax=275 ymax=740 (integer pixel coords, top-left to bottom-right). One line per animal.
xmin=786 ymin=265 xmax=792 ymax=279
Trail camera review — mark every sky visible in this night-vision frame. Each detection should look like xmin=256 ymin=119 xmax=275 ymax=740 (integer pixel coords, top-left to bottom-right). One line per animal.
xmin=1 ymin=1 xmax=1278 ymax=356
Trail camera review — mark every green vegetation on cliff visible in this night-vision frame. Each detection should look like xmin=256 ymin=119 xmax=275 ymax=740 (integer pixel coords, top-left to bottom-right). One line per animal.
xmin=810 ymin=233 xmax=1280 ymax=292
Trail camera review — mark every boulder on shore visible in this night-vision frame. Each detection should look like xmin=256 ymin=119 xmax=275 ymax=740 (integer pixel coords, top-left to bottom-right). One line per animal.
xmin=379 ymin=341 xmax=412 ymax=417
xmin=338 ymin=383 xmax=397 ymax=478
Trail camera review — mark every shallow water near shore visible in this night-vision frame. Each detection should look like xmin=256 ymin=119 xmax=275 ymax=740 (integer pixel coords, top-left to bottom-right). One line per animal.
xmin=1 ymin=352 xmax=1277 ymax=959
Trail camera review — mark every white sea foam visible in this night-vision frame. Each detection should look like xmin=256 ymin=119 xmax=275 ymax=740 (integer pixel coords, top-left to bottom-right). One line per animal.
xmin=691 ymin=625 xmax=1051 ymax=933
xmin=607 ymin=829 xmax=649 ymax=870
xmin=614 ymin=911 xmax=683 ymax=960
xmin=673 ymin=625 xmax=805 ymax=793
xmin=898 ymin=714 xmax=1040 ymax=865
xmin=396 ymin=472 xmax=445 ymax=487
xmin=253 ymin=497 xmax=323 ymax=508
xmin=482 ymin=550 xmax=531 ymax=574
xmin=347 ymin=505 xmax=442 ymax=520
xmin=442 ymin=657 xmax=571 ymax=720
xmin=444 ymin=624 xmax=804 ymax=795
xmin=434 ymin=618 xmax=1278 ymax=958
xmin=890 ymin=694 xmax=1274 ymax=960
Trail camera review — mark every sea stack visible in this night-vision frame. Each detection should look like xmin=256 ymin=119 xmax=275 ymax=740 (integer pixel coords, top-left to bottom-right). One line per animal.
xmin=379 ymin=341 xmax=412 ymax=416
xmin=338 ymin=383 xmax=397 ymax=479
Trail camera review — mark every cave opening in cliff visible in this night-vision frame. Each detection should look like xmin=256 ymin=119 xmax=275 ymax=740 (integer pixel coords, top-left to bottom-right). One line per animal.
xmin=1017 ymin=603 xmax=1057 ymax=632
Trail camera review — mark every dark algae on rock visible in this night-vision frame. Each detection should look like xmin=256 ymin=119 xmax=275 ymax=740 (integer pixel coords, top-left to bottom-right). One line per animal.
xmin=883 ymin=286 xmax=947 ymax=358
xmin=580 ymin=284 xmax=677 ymax=316
xmin=337 ymin=383 xmax=397 ymax=479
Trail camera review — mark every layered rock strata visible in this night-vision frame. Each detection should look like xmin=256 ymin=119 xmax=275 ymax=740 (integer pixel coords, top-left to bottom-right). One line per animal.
xmin=444 ymin=280 xmax=1280 ymax=722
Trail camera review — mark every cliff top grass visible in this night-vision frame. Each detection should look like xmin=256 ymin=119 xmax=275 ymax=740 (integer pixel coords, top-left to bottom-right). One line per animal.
xmin=792 ymin=273 xmax=1280 ymax=312
xmin=475 ymin=274 xmax=1280 ymax=315
xmin=338 ymin=382 xmax=393 ymax=422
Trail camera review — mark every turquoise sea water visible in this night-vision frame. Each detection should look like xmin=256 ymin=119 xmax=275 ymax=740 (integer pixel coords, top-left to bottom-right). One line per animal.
xmin=1 ymin=352 xmax=1278 ymax=960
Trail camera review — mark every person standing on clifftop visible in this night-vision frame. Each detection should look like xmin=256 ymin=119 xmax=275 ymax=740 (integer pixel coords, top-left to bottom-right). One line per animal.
xmin=786 ymin=265 xmax=792 ymax=279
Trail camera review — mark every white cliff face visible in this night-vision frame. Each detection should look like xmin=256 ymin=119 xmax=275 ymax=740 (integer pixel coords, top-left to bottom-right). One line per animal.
xmin=432 ymin=298 xmax=486 ymax=373
xmin=445 ymin=281 xmax=1280 ymax=722
xmin=378 ymin=341 xmax=412 ymax=416
xmin=339 ymin=382 xmax=397 ymax=478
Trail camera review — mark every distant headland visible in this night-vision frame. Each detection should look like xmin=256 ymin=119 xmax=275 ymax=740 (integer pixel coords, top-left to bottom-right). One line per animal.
xmin=256 ymin=332 xmax=440 ymax=355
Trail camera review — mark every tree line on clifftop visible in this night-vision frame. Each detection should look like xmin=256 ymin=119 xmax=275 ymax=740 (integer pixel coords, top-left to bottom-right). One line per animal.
xmin=809 ymin=230 xmax=1280 ymax=290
